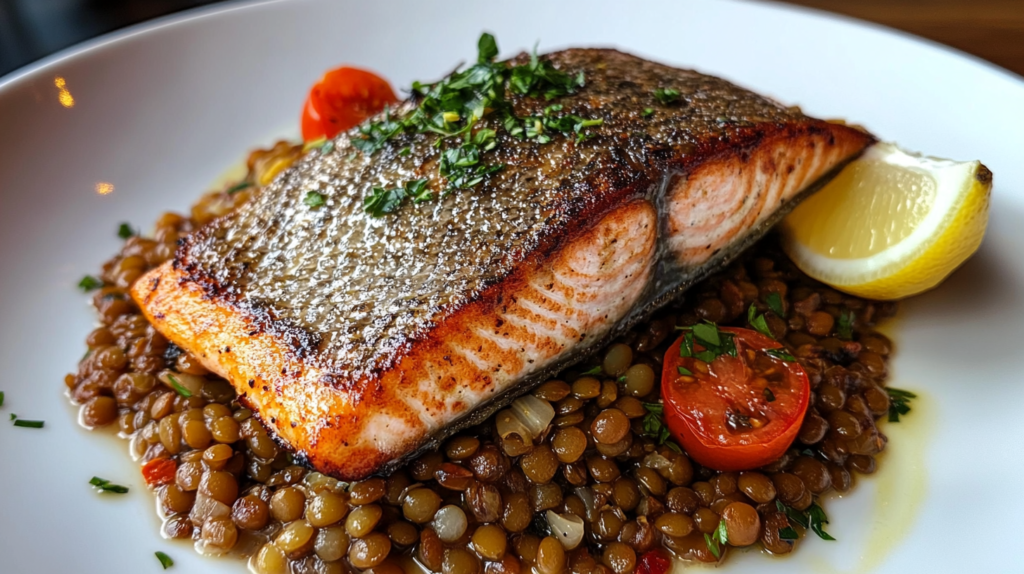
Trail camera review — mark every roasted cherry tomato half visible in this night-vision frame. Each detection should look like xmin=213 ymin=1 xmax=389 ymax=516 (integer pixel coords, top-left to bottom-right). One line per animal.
xmin=662 ymin=326 xmax=810 ymax=471
xmin=300 ymin=66 xmax=398 ymax=142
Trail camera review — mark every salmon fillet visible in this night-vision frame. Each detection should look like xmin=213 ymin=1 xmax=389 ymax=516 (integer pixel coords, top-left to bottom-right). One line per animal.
xmin=132 ymin=48 xmax=873 ymax=479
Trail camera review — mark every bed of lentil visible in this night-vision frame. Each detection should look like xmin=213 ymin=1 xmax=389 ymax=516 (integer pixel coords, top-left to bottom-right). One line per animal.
xmin=66 ymin=141 xmax=899 ymax=574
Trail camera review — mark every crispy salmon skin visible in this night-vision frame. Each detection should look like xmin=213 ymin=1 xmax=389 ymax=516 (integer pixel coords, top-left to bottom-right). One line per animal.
xmin=133 ymin=48 xmax=873 ymax=479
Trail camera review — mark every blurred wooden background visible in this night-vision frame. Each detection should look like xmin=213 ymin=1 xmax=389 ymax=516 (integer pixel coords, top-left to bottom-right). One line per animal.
xmin=1 ymin=0 xmax=1022 ymax=77
xmin=778 ymin=0 xmax=1024 ymax=76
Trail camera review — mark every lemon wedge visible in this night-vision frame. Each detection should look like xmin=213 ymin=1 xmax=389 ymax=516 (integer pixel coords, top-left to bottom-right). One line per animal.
xmin=781 ymin=142 xmax=992 ymax=300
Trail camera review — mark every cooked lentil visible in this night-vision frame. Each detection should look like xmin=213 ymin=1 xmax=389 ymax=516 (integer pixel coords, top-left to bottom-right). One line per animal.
xmin=66 ymin=141 xmax=903 ymax=573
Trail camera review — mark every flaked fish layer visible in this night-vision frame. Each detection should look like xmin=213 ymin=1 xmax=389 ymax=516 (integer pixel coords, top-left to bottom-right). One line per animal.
xmin=133 ymin=48 xmax=874 ymax=479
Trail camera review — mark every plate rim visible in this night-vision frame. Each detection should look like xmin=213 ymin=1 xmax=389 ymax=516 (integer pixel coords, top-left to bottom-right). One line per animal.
xmin=2 ymin=0 xmax=1023 ymax=95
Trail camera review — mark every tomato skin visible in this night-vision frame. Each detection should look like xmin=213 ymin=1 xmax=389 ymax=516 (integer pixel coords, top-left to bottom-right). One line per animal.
xmin=141 ymin=458 xmax=177 ymax=487
xmin=300 ymin=67 xmax=398 ymax=142
xmin=637 ymin=549 xmax=672 ymax=574
xmin=661 ymin=327 xmax=810 ymax=472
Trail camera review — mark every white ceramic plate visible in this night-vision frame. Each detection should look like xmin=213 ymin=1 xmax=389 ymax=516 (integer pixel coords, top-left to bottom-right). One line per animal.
xmin=1 ymin=0 xmax=1022 ymax=572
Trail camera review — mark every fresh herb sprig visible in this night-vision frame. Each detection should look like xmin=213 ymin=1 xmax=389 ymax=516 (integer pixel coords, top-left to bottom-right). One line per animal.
xmin=89 ymin=476 xmax=129 ymax=494
xmin=887 ymin=387 xmax=916 ymax=422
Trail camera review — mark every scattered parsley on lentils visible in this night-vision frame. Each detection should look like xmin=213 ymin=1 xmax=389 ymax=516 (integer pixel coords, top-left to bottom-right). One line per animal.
xmin=117 ymin=223 xmax=136 ymax=239
xmin=351 ymin=33 xmax=602 ymax=217
xmin=89 ymin=476 xmax=130 ymax=494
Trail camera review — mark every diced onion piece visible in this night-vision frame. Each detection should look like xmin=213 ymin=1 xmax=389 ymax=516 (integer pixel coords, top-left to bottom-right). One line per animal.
xmin=510 ymin=395 xmax=555 ymax=439
xmin=574 ymin=486 xmax=597 ymax=522
xmin=495 ymin=409 xmax=533 ymax=442
xmin=158 ymin=370 xmax=205 ymax=396
xmin=546 ymin=510 xmax=585 ymax=550
xmin=190 ymin=493 xmax=230 ymax=526
xmin=433 ymin=505 xmax=468 ymax=543
xmin=641 ymin=452 xmax=673 ymax=471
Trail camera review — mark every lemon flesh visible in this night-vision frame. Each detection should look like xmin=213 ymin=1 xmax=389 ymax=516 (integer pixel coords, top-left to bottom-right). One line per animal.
xmin=781 ymin=142 xmax=992 ymax=300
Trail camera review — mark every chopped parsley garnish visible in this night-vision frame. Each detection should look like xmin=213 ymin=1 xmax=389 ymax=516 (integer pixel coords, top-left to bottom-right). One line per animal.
xmin=364 ymin=186 xmax=406 ymax=217
xmin=166 ymin=374 xmax=193 ymax=398
xmin=836 ymin=309 xmax=854 ymax=340
xmin=779 ymin=525 xmax=800 ymax=540
xmin=747 ymin=304 xmax=773 ymax=338
xmin=766 ymin=292 xmax=785 ymax=316
xmin=399 ymin=146 xmax=411 ymax=156
xmin=677 ymin=366 xmax=692 ymax=376
xmin=351 ymin=33 xmax=598 ymax=216
xmin=641 ymin=107 xmax=654 ymax=117
xmin=89 ymin=476 xmax=129 ymax=494
xmin=303 ymin=191 xmax=326 ymax=208
xmin=763 ymin=388 xmax=776 ymax=402
xmin=320 ymin=140 xmax=335 ymax=155
xmin=776 ymin=500 xmax=835 ymax=541
xmin=155 ymin=551 xmax=174 ymax=569
xmin=692 ymin=322 xmax=720 ymax=346
xmin=352 ymin=108 xmax=404 ymax=155
xmin=0 ymin=391 xmax=4 ymax=407
xmin=438 ymin=130 xmax=503 ymax=190
xmin=641 ymin=402 xmax=681 ymax=453
xmin=509 ymin=105 xmax=604 ymax=145
xmin=507 ymin=43 xmax=586 ymax=100
xmin=12 ymin=418 xmax=44 ymax=428
xmin=78 ymin=275 xmax=102 ymax=292
xmin=225 ymin=181 xmax=253 ymax=195
xmin=653 ymin=88 xmax=681 ymax=105
xmin=678 ymin=330 xmax=694 ymax=358
xmin=117 ymin=223 xmax=135 ymax=239
xmin=680 ymin=322 xmax=737 ymax=363
xmin=579 ymin=365 xmax=603 ymax=376
xmin=406 ymin=179 xmax=432 ymax=203
xmin=776 ymin=499 xmax=808 ymax=528
xmin=807 ymin=503 xmax=836 ymax=540
xmin=363 ymin=179 xmax=433 ymax=217
xmin=765 ymin=348 xmax=797 ymax=362
xmin=477 ymin=32 xmax=499 ymax=62
xmin=886 ymin=387 xmax=916 ymax=422
xmin=704 ymin=520 xmax=727 ymax=558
